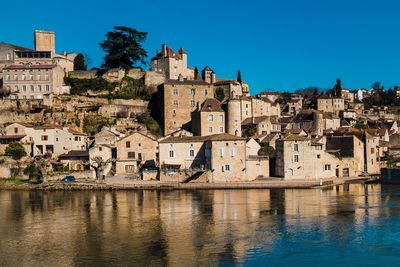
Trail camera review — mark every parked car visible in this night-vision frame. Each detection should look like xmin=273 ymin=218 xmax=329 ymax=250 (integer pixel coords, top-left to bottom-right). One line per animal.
xmin=61 ymin=176 xmax=76 ymax=183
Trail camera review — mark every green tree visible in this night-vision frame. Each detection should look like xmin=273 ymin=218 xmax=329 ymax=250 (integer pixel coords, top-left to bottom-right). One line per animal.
xmin=99 ymin=26 xmax=148 ymax=70
xmin=354 ymin=121 xmax=368 ymax=129
xmin=194 ymin=66 xmax=199 ymax=79
xmin=5 ymin=142 xmax=27 ymax=160
xmin=73 ymin=53 xmax=87 ymax=70
xmin=237 ymin=70 xmax=242 ymax=83
xmin=214 ymin=87 xmax=225 ymax=102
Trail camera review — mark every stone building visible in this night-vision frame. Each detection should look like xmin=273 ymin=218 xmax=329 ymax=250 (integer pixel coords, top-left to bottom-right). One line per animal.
xmin=159 ymin=79 xmax=214 ymax=136
xmin=205 ymin=134 xmax=247 ymax=182
xmin=159 ymin=135 xmax=207 ymax=170
xmin=89 ymin=144 xmax=114 ymax=176
xmin=225 ymin=97 xmax=280 ymax=137
xmin=150 ymin=44 xmax=194 ymax=80
xmin=115 ymin=132 xmax=158 ymax=174
xmin=3 ymin=64 xmax=68 ymax=105
xmin=326 ymin=134 xmax=365 ymax=177
xmin=317 ymin=96 xmax=345 ymax=115
xmin=275 ymin=134 xmax=338 ymax=179
xmin=5 ymin=123 xmax=87 ymax=158
xmin=191 ymin=98 xmax=225 ymax=136
xmin=214 ymin=80 xmax=249 ymax=100
xmin=159 ymin=133 xmax=268 ymax=182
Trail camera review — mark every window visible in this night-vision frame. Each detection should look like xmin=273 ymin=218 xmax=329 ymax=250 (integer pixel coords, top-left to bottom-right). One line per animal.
xmin=231 ymin=148 xmax=236 ymax=157
xmin=126 ymin=141 xmax=131 ymax=148
xmin=41 ymin=135 xmax=48 ymax=141
xmin=14 ymin=85 xmax=18 ymax=92
xmin=189 ymin=149 xmax=195 ymax=157
xmin=324 ymin=164 xmax=331 ymax=171
xmin=99 ymin=147 xmax=102 ymax=152
xmin=190 ymin=100 xmax=196 ymax=106
xmin=169 ymin=150 xmax=174 ymax=158
xmin=293 ymin=155 xmax=299 ymax=162
xmin=30 ymin=85 xmax=34 ymax=92
xmin=6 ymin=53 xmax=11 ymax=60
xmin=371 ymin=148 xmax=374 ymax=154
xmin=173 ymin=100 xmax=178 ymax=106
xmin=219 ymin=114 xmax=224 ymax=121
xmin=138 ymin=153 xmax=142 ymax=161
xmin=38 ymin=85 xmax=42 ymax=92
xmin=5 ymin=75 xmax=9 ymax=81
xmin=125 ymin=165 xmax=135 ymax=172
xmin=14 ymin=127 xmax=18 ymax=134
xmin=46 ymin=85 xmax=49 ymax=92
xmin=223 ymin=164 xmax=231 ymax=172
xmin=317 ymin=154 xmax=321 ymax=159
xmin=208 ymin=127 xmax=213 ymax=133
xmin=22 ymin=85 xmax=27 ymax=92
xmin=173 ymin=88 xmax=178 ymax=95
xmin=219 ymin=148 xmax=224 ymax=157
xmin=293 ymin=143 xmax=299 ymax=151
xmin=138 ymin=143 xmax=141 ymax=147
xmin=220 ymin=127 xmax=224 ymax=133
xmin=128 ymin=152 xmax=135 ymax=158
xmin=208 ymin=114 xmax=214 ymax=121
xmin=190 ymin=89 xmax=195 ymax=95
xmin=74 ymin=136 xmax=80 ymax=141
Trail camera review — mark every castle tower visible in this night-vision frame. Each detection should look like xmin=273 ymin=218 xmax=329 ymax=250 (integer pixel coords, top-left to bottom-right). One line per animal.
xmin=34 ymin=30 xmax=55 ymax=55
xmin=226 ymin=99 xmax=242 ymax=136
xmin=202 ymin=66 xmax=216 ymax=84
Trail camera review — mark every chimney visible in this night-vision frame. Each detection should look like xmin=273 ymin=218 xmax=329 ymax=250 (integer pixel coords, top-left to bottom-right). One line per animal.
xmin=162 ymin=44 xmax=167 ymax=56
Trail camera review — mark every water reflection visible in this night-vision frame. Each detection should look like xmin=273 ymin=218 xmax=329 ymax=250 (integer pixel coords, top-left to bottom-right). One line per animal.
xmin=0 ymin=184 xmax=399 ymax=266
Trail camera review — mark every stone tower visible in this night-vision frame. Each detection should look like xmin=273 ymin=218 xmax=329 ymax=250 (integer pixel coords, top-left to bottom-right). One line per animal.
xmin=202 ymin=66 xmax=216 ymax=84
xmin=34 ymin=30 xmax=55 ymax=54
xmin=226 ymin=99 xmax=242 ymax=136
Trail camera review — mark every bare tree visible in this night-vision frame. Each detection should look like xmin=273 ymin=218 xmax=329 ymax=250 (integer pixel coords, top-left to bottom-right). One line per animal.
xmin=33 ymin=154 xmax=52 ymax=183
xmin=90 ymin=157 xmax=113 ymax=183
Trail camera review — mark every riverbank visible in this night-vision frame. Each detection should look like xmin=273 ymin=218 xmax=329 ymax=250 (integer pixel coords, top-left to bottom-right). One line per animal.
xmin=0 ymin=177 xmax=371 ymax=191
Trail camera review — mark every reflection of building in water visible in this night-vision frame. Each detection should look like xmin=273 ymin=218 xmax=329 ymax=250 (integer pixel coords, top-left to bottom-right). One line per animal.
xmin=0 ymin=186 xmax=386 ymax=266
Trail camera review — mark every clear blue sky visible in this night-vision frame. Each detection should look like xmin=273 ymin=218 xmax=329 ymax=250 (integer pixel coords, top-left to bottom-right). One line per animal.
xmin=2 ymin=0 xmax=400 ymax=94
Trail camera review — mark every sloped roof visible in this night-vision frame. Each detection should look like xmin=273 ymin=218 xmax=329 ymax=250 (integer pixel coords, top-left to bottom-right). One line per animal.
xmin=199 ymin=98 xmax=224 ymax=112
xmin=0 ymin=42 xmax=33 ymax=51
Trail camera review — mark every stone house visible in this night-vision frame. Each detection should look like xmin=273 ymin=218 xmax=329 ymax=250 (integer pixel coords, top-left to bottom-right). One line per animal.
xmin=257 ymin=91 xmax=281 ymax=103
xmin=159 ymin=133 xmax=268 ymax=181
xmin=3 ymin=64 xmax=68 ymax=106
xmin=191 ymin=98 xmax=225 ymax=136
xmin=58 ymin=150 xmax=89 ymax=171
xmin=246 ymin=138 xmax=261 ymax=156
xmin=205 ymin=134 xmax=247 ymax=182
xmin=225 ymin=97 xmax=281 ymax=137
xmin=158 ymin=135 xmax=207 ymax=170
xmin=241 ymin=116 xmax=281 ymax=136
xmin=159 ymin=79 xmax=214 ymax=136
xmin=150 ymin=44 xmax=194 ymax=80
xmin=317 ymin=96 xmax=345 ymax=115
xmin=116 ymin=132 xmax=158 ymax=174
xmin=326 ymin=135 xmax=365 ymax=177
xmin=275 ymin=134 xmax=338 ymax=179
xmin=214 ymin=80 xmax=248 ymax=99
xmin=5 ymin=123 xmax=88 ymax=158
xmin=94 ymin=126 xmax=125 ymax=147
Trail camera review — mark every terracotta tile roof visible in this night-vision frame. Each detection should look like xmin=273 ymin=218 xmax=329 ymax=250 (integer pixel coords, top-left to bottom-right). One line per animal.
xmin=68 ymin=128 xmax=87 ymax=136
xmin=0 ymin=42 xmax=33 ymax=52
xmin=34 ymin=124 xmax=63 ymax=130
xmin=282 ymin=134 xmax=310 ymax=141
xmin=0 ymin=135 xmax=26 ymax=140
xmin=213 ymin=80 xmax=240 ymax=86
xmin=59 ymin=150 xmax=89 ymax=159
xmin=199 ymin=98 xmax=224 ymax=112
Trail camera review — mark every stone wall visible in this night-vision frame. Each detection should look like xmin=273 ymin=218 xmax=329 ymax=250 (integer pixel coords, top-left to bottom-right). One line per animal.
xmin=68 ymin=70 xmax=97 ymax=79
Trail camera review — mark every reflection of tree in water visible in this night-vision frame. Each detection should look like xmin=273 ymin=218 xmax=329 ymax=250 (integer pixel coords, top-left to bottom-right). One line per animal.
xmin=269 ymin=189 xmax=286 ymax=215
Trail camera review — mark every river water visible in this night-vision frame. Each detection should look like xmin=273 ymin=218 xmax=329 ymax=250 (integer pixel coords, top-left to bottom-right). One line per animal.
xmin=0 ymin=184 xmax=400 ymax=266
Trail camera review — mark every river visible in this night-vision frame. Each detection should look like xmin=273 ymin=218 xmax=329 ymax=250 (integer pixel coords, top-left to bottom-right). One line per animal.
xmin=0 ymin=184 xmax=399 ymax=266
